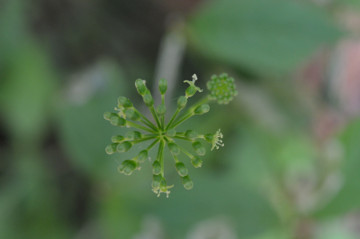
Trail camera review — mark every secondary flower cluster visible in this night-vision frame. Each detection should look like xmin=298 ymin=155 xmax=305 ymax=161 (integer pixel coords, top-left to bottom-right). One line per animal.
xmin=104 ymin=73 xmax=237 ymax=197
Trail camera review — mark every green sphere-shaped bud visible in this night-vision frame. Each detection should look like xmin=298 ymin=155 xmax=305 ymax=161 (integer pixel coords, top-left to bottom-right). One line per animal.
xmin=110 ymin=115 xmax=126 ymax=126
xmin=159 ymin=78 xmax=167 ymax=95
xmin=207 ymin=73 xmax=238 ymax=104
xmin=103 ymin=112 xmax=113 ymax=120
xmin=177 ymin=96 xmax=187 ymax=109
xmin=152 ymin=160 xmax=161 ymax=175
xmin=157 ymin=104 xmax=166 ymax=115
xmin=182 ymin=175 xmax=194 ymax=190
xmin=175 ymin=162 xmax=188 ymax=177
xmin=152 ymin=174 xmax=162 ymax=190
xmin=167 ymin=129 xmax=176 ymax=137
xmin=168 ymin=142 xmax=180 ymax=155
xmin=117 ymin=96 xmax=133 ymax=108
xmin=137 ymin=150 xmax=148 ymax=163
xmin=125 ymin=108 xmax=140 ymax=121
xmin=192 ymin=141 xmax=206 ymax=156
xmin=185 ymin=130 xmax=198 ymax=140
xmin=194 ymin=104 xmax=210 ymax=115
xmin=116 ymin=141 xmax=132 ymax=152
xmin=105 ymin=143 xmax=118 ymax=155
xmin=191 ymin=156 xmax=203 ymax=168
xmin=125 ymin=131 xmax=142 ymax=140
xmin=143 ymin=91 xmax=154 ymax=107
xmin=111 ymin=135 xmax=125 ymax=143
xmin=118 ymin=159 xmax=137 ymax=175
xmin=135 ymin=79 xmax=148 ymax=96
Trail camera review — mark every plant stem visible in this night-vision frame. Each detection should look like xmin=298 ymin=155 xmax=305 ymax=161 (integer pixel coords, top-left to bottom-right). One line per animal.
xmin=126 ymin=121 xmax=157 ymax=133
xmin=157 ymin=140 xmax=165 ymax=177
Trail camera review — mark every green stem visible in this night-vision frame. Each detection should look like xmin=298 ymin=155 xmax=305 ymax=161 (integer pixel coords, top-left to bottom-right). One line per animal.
xmin=126 ymin=121 xmax=157 ymax=133
xmin=147 ymin=138 xmax=160 ymax=151
xmin=173 ymin=136 xmax=193 ymax=142
xmin=130 ymin=136 xmax=157 ymax=144
xmin=168 ymin=112 xmax=195 ymax=130
xmin=178 ymin=144 xmax=194 ymax=159
xmin=150 ymin=106 xmax=161 ymax=129
xmin=161 ymin=95 xmax=165 ymax=130
xmin=165 ymin=108 xmax=181 ymax=130
xmin=157 ymin=140 xmax=165 ymax=177
xmin=169 ymin=96 xmax=210 ymax=130
xmin=134 ymin=109 xmax=158 ymax=131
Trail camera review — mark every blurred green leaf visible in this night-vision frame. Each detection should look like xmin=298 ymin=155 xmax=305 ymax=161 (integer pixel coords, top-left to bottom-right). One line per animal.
xmin=57 ymin=60 xmax=129 ymax=178
xmin=315 ymin=119 xmax=360 ymax=217
xmin=187 ymin=0 xmax=342 ymax=75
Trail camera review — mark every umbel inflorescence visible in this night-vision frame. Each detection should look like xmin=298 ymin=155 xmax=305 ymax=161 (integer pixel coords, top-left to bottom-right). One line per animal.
xmin=104 ymin=73 xmax=237 ymax=197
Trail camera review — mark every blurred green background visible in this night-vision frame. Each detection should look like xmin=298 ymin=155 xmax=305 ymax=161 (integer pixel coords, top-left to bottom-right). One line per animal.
xmin=1 ymin=0 xmax=360 ymax=238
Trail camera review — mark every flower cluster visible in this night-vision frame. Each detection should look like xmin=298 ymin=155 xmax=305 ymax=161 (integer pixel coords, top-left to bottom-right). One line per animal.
xmin=104 ymin=73 xmax=236 ymax=197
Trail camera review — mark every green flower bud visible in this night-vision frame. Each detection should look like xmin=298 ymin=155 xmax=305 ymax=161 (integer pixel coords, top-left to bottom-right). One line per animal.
xmin=192 ymin=141 xmax=206 ymax=156
xmin=110 ymin=115 xmax=126 ymax=126
xmin=185 ymin=130 xmax=198 ymax=140
xmin=175 ymin=162 xmax=188 ymax=177
xmin=184 ymin=74 xmax=203 ymax=98
xmin=135 ymin=79 xmax=148 ymax=96
xmin=157 ymin=104 xmax=166 ymax=115
xmin=207 ymin=73 xmax=238 ymax=104
xmin=160 ymin=177 xmax=168 ymax=191
xmin=111 ymin=135 xmax=125 ymax=143
xmin=137 ymin=150 xmax=148 ymax=163
xmin=118 ymin=159 xmax=137 ymax=175
xmin=103 ymin=112 xmax=113 ymax=120
xmin=177 ymin=96 xmax=187 ymax=109
xmin=191 ymin=156 xmax=203 ymax=168
xmin=125 ymin=131 xmax=142 ymax=140
xmin=168 ymin=142 xmax=180 ymax=155
xmin=152 ymin=160 xmax=161 ymax=175
xmin=194 ymin=104 xmax=210 ymax=115
xmin=116 ymin=141 xmax=132 ymax=153
xmin=125 ymin=108 xmax=140 ymax=121
xmin=182 ymin=176 xmax=194 ymax=190
xmin=117 ymin=96 xmax=133 ymax=108
xmin=152 ymin=174 xmax=162 ymax=191
xmin=143 ymin=91 xmax=154 ymax=107
xmin=105 ymin=143 xmax=118 ymax=155
xmin=159 ymin=78 xmax=167 ymax=95
xmin=167 ymin=129 xmax=176 ymax=137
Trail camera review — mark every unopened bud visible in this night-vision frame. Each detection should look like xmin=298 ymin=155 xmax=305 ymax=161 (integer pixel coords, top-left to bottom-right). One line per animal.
xmin=157 ymin=104 xmax=166 ymax=115
xmin=168 ymin=142 xmax=180 ymax=155
xmin=152 ymin=160 xmax=161 ymax=175
xmin=182 ymin=175 xmax=194 ymax=190
xmin=118 ymin=159 xmax=137 ymax=175
xmin=105 ymin=143 xmax=118 ymax=154
xmin=143 ymin=91 xmax=154 ymax=107
xmin=175 ymin=162 xmax=188 ymax=177
xmin=110 ymin=115 xmax=126 ymax=126
xmin=117 ymin=96 xmax=133 ymax=108
xmin=158 ymin=78 xmax=167 ymax=95
xmin=177 ymin=96 xmax=187 ymax=109
xmin=192 ymin=141 xmax=206 ymax=156
xmin=194 ymin=104 xmax=210 ymax=115
xmin=125 ymin=108 xmax=140 ymax=121
xmin=116 ymin=141 xmax=132 ymax=152
xmin=135 ymin=79 xmax=148 ymax=96
xmin=125 ymin=131 xmax=142 ymax=140
xmin=137 ymin=150 xmax=148 ymax=163
xmin=111 ymin=135 xmax=124 ymax=143
xmin=191 ymin=156 xmax=203 ymax=168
